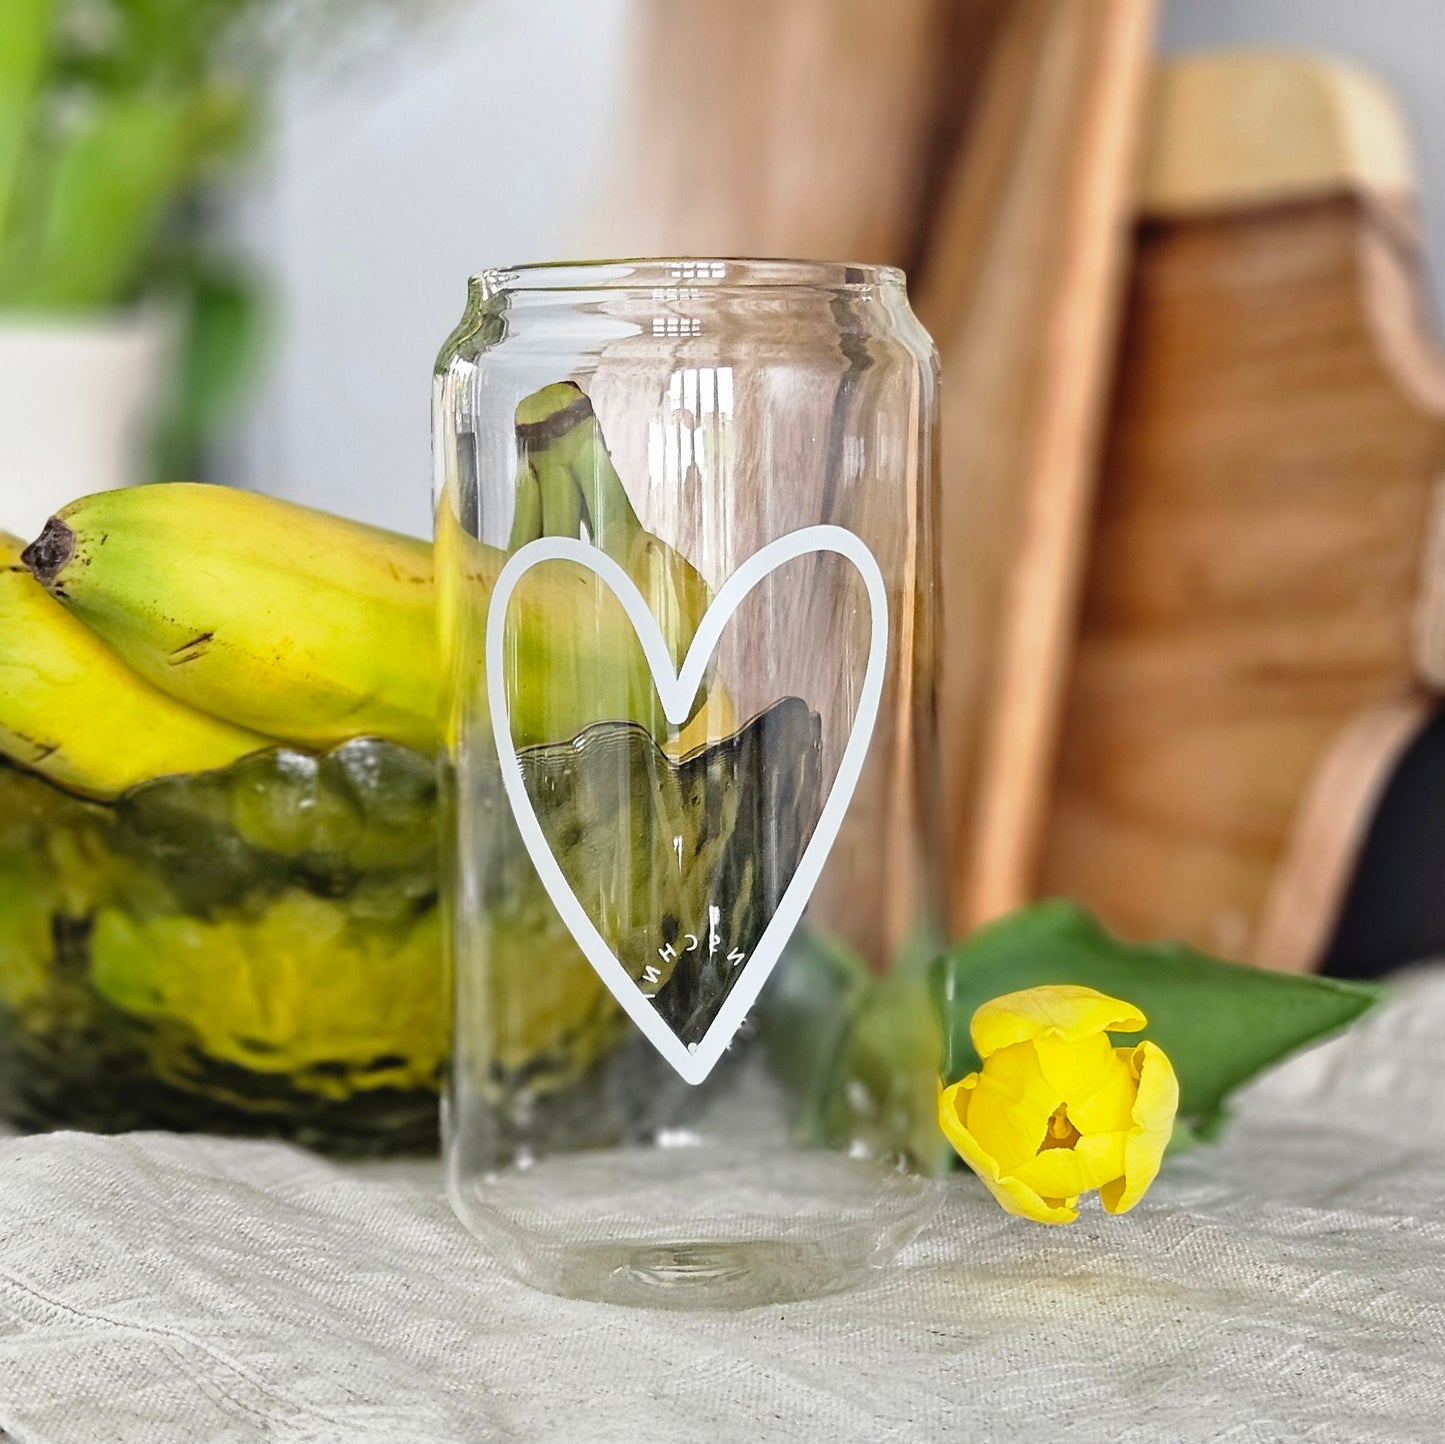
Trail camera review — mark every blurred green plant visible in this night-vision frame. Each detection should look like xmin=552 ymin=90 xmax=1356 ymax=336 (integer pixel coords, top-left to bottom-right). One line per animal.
xmin=0 ymin=0 xmax=260 ymax=310
xmin=0 ymin=0 xmax=446 ymax=472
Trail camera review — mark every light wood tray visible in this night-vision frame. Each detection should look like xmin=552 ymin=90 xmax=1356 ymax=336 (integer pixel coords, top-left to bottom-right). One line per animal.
xmin=1037 ymin=53 xmax=1445 ymax=970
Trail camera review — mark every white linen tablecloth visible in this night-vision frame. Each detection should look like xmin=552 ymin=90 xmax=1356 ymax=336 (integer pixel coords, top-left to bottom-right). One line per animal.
xmin=1 ymin=970 xmax=1443 ymax=1444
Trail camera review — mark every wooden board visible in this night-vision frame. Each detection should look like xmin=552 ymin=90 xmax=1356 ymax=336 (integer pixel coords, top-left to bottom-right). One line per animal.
xmin=589 ymin=0 xmax=1159 ymax=944
xmin=916 ymin=0 xmax=1157 ymax=932
xmin=583 ymin=0 xmax=977 ymax=266
xmin=1038 ymin=53 xmax=1445 ymax=969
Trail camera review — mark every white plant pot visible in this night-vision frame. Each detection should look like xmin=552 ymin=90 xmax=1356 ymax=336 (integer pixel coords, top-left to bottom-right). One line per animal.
xmin=0 ymin=310 xmax=174 ymax=544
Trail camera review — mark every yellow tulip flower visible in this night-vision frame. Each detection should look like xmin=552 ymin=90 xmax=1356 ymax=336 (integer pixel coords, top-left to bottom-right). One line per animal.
xmin=938 ymin=984 xmax=1179 ymax=1225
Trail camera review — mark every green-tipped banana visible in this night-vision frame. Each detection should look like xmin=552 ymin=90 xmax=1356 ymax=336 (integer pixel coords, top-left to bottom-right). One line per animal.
xmin=512 ymin=382 xmax=714 ymax=668
xmin=436 ymin=503 xmax=675 ymax=746
xmin=0 ymin=531 xmax=273 ymax=799
xmin=513 ymin=382 xmax=645 ymax=552
xmin=28 ymin=484 xmax=689 ymax=755
xmin=24 ymin=394 xmax=716 ymax=757
xmin=24 ymin=485 xmax=443 ymax=753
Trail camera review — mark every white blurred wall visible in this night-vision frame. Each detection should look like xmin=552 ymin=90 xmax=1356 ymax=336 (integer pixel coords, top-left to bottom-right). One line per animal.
xmin=227 ymin=0 xmax=632 ymax=535
xmin=227 ymin=0 xmax=1445 ymax=533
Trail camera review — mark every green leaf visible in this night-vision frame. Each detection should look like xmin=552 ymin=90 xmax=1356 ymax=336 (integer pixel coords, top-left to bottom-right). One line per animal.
xmin=849 ymin=963 xmax=952 ymax=1174
xmin=760 ymin=929 xmax=869 ymax=1145
xmin=27 ymin=95 xmax=194 ymax=307
xmin=761 ymin=928 xmax=953 ymax=1176
xmin=933 ymin=900 xmax=1382 ymax=1133
xmin=0 ymin=0 xmax=55 ymax=93
xmin=17 ymin=82 xmax=250 ymax=310
xmin=151 ymin=258 xmax=270 ymax=476
xmin=0 ymin=0 xmax=57 ymax=243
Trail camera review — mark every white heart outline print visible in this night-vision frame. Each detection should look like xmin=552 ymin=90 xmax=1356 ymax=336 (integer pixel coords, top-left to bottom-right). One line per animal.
xmin=486 ymin=524 xmax=888 ymax=1086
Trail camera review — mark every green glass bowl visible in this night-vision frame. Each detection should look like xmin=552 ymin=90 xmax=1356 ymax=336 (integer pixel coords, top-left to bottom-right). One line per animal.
xmin=0 ymin=702 xmax=821 ymax=1155
xmin=0 ymin=741 xmax=444 ymax=1154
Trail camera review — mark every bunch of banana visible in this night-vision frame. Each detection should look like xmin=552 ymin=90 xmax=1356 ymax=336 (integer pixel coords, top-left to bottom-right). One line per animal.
xmin=0 ymin=531 xmax=272 ymax=800
xmin=510 ymin=382 xmax=713 ymax=670
xmin=506 ymin=382 xmax=734 ymax=754
xmin=21 ymin=486 xmax=442 ymax=756
xmin=435 ymin=503 xmax=692 ymax=750
xmin=10 ymin=379 xmax=728 ymax=794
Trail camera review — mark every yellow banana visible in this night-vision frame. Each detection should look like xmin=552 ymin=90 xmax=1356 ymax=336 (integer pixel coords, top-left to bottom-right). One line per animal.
xmin=24 ymin=485 xmax=442 ymax=753
xmin=24 ymin=394 xmax=720 ymax=758
xmin=661 ymin=683 xmax=738 ymax=759
xmin=514 ymin=382 xmax=644 ymax=551
xmin=436 ymin=502 xmax=673 ymax=747
xmin=0 ymin=531 xmax=272 ymax=800
xmin=28 ymin=484 xmax=683 ymax=755
xmin=514 ymin=383 xmax=713 ymax=669
xmin=506 ymin=463 xmax=543 ymax=551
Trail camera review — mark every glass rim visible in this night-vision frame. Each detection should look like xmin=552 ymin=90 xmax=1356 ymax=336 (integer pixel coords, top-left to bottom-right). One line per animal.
xmin=473 ymin=257 xmax=907 ymax=294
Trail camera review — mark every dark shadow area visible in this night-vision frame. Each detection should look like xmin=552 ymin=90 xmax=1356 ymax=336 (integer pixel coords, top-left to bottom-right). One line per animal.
xmin=1323 ymin=706 xmax=1445 ymax=979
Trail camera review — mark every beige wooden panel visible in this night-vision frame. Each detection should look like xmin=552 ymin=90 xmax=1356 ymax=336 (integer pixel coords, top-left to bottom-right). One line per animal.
xmin=1040 ymin=54 xmax=1445 ymax=969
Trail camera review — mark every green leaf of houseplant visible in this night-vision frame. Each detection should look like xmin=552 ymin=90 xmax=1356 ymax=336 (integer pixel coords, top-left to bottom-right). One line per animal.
xmin=0 ymin=0 xmax=57 ymax=244
xmin=26 ymin=95 xmax=195 ymax=308
xmin=150 ymin=256 xmax=270 ymax=477
xmin=20 ymin=82 xmax=248 ymax=309
xmin=933 ymin=900 xmax=1381 ymax=1134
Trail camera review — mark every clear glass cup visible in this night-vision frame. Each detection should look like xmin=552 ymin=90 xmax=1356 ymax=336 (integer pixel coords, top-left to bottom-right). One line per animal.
xmin=434 ymin=258 xmax=942 ymax=1307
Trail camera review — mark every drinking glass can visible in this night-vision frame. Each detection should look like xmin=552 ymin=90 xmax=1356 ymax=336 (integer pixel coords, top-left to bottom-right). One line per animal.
xmin=434 ymin=258 xmax=943 ymax=1307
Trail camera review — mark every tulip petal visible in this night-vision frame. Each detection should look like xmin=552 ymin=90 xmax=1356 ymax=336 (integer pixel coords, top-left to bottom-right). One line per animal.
xmin=959 ymin=1042 xmax=1059 ymax=1173
xmin=1057 ymin=1052 xmax=1132 ymax=1139
xmin=938 ymin=1081 xmax=1079 ymax=1225
xmin=1034 ymin=1034 xmax=1138 ymax=1136
xmin=1009 ymin=1128 xmax=1127 ymax=1199
xmin=971 ymin=985 xmax=1147 ymax=1058
xmin=1099 ymin=1041 xmax=1179 ymax=1215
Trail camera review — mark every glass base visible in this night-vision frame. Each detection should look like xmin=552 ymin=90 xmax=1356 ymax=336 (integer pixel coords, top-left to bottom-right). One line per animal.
xmin=449 ymin=1142 xmax=938 ymax=1309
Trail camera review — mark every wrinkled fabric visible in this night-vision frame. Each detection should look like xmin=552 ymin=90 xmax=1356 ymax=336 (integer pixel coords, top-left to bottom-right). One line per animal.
xmin=1 ymin=971 xmax=1444 ymax=1444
